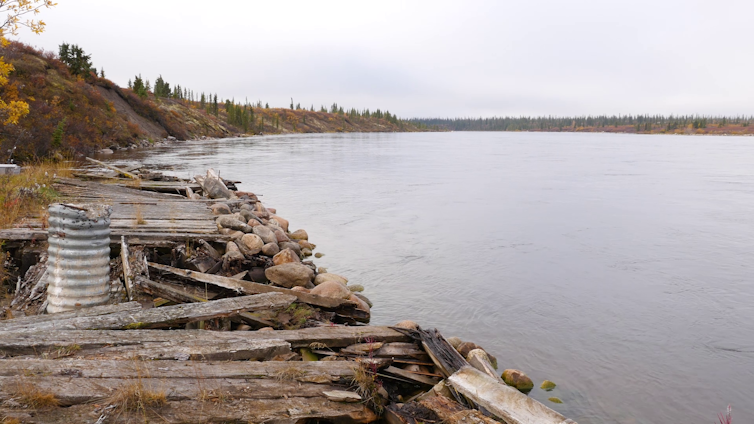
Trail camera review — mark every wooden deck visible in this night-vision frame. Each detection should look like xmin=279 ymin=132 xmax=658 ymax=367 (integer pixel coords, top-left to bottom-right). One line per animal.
xmin=0 ymin=178 xmax=231 ymax=246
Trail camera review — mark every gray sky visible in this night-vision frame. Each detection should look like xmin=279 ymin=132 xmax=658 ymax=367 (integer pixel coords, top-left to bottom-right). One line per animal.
xmin=17 ymin=0 xmax=754 ymax=118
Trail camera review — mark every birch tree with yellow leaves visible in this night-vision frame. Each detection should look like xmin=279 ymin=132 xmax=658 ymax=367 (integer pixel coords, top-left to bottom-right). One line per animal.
xmin=0 ymin=0 xmax=56 ymax=125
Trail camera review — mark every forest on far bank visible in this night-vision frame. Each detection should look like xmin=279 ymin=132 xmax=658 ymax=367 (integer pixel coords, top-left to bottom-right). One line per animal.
xmin=411 ymin=115 xmax=754 ymax=135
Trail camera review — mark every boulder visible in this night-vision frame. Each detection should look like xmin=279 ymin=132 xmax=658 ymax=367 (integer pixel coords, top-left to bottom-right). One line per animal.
xmin=239 ymin=209 xmax=258 ymax=223
xmin=266 ymin=219 xmax=281 ymax=229
xmin=290 ymin=286 xmax=310 ymax=293
xmin=267 ymin=207 xmax=277 ymax=214
xmin=248 ymin=267 xmax=268 ymax=283
xmin=455 ymin=341 xmax=498 ymax=369
xmin=270 ymin=215 xmax=289 ymax=232
xmin=446 ymin=337 xmax=463 ymax=349
xmin=274 ymin=229 xmax=290 ymax=243
xmin=223 ymin=242 xmax=245 ymax=261
xmin=261 ymin=243 xmax=280 ymax=256
xmin=317 ymin=267 xmax=328 ymax=274
xmin=248 ymin=219 xmax=261 ymax=228
xmin=290 ymin=229 xmax=309 ymax=240
xmin=195 ymin=168 xmax=233 ymax=199
xmin=255 ymin=203 xmax=270 ymax=219
xmin=349 ymin=294 xmax=370 ymax=313
xmin=354 ymin=293 xmax=372 ymax=307
xmin=240 ymin=234 xmax=264 ymax=255
xmin=302 ymin=247 xmax=312 ymax=257
xmin=314 ymin=252 xmax=324 ymax=258
xmin=279 ymin=242 xmax=302 ymax=256
xmin=467 ymin=349 xmax=500 ymax=380
xmin=348 ymin=284 xmax=364 ymax=292
xmin=394 ymin=320 xmax=419 ymax=330
xmin=265 ymin=263 xmax=315 ymax=288
xmin=501 ymin=369 xmax=534 ymax=394
xmin=240 ymin=203 xmax=253 ymax=211
xmin=252 ymin=225 xmax=278 ymax=244
xmin=99 ymin=148 xmax=114 ymax=155
xmin=209 ymin=203 xmax=231 ymax=215
xmin=298 ymin=240 xmax=316 ymax=250
xmin=273 ymin=248 xmax=300 ymax=266
xmin=456 ymin=341 xmax=481 ymax=358
xmin=216 ymin=216 xmax=252 ymax=233
xmin=540 ymin=380 xmax=557 ymax=391
xmin=314 ymin=273 xmax=349 ymax=286
xmin=311 ymin=280 xmax=351 ymax=300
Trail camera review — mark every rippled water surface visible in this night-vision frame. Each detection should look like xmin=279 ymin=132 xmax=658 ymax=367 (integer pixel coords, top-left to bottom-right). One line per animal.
xmin=112 ymin=132 xmax=754 ymax=423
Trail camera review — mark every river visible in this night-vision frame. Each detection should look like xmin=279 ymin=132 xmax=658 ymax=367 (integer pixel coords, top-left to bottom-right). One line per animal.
xmin=110 ymin=131 xmax=754 ymax=423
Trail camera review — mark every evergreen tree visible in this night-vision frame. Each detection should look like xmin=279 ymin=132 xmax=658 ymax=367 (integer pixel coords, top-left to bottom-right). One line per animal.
xmin=58 ymin=43 xmax=95 ymax=77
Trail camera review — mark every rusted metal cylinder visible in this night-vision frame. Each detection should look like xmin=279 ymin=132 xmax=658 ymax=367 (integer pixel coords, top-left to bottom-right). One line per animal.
xmin=46 ymin=203 xmax=112 ymax=314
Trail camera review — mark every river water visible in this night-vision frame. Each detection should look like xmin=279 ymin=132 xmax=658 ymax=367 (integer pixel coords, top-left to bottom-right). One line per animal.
xmin=110 ymin=132 xmax=754 ymax=423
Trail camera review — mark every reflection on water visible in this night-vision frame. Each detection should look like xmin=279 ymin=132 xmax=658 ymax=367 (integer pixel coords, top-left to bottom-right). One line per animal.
xmin=111 ymin=132 xmax=754 ymax=423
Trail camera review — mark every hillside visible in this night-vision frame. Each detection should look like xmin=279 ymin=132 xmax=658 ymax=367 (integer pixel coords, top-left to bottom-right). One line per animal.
xmin=0 ymin=42 xmax=423 ymax=162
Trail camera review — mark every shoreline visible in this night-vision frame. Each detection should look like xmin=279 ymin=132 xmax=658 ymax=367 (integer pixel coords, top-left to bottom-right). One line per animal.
xmin=0 ymin=160 xmax=576 ymax=423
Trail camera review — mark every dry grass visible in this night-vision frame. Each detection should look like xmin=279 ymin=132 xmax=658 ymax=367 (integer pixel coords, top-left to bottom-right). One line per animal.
xmin=273 ymin=365 xmax=307 ymax=381
xmin=350 ymin=364 xmax=384 ymax=415
xmin=107 ymin=381 xmax=166 ymax=412
xmin=134 ymin=203 xmax=147 ymax=225
xmin=0 ymin=160 xmax=73 ymax=230
xmin=13 ymin=378 xmax=60 ymax=409
xmin=1 ymin=417 xmax=22 ymax=424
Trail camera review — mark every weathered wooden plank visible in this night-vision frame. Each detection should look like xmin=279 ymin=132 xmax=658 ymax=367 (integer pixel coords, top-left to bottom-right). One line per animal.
xmin=448 ymin=366 xmax=577 ymax=424
xmin=0 ymin=358 xmax=356 ymax=379
xmin=0 ymin=376 xmax=343 ymax=406
xmin=0 ymin=302 xmax=142 ymax=331
xmin=419 ymin=396 xmax=500 ymax=424
xmin=135 ymin=277 xmax=276 ymax=328
xmin=0 ymin=326 xmax=410 ymax=358
xmin=383 ymin=366 xmax=439 ymax=386
xmin=149 ymin=262 xmax=351 ymax=309
xmin=3 ymin=293 xmax=295 ymax=331
xmin=0 ymin=397 xmax=378 ymax=424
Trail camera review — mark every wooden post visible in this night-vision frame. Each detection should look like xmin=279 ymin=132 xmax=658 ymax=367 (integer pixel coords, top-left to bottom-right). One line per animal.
xmin=120 ymin=236 xmax=133 ymax=300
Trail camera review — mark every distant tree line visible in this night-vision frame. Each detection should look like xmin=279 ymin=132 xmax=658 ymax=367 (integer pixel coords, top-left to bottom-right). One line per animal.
xmin=411 ymin=115 xmax=754 ymax=132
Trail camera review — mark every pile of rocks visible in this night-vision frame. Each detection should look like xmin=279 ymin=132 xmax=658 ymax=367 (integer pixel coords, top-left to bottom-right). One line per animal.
xmin=210 ymin=191 xmax=371 ymax=317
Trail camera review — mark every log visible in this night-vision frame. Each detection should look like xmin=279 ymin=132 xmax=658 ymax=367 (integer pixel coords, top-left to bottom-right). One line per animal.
xmin=0 ymin=326 xmax=410 ymax=358
xmin=0 ymin=302 xmax=142 ymax=331
xmin=447 ymin=366 xmax=576 ymax=424
xmin=85 ymin=157 xmax=140 ymax=180
xmin=148 ymin=262 xmax=350 ymax=309
xmin=2 ymin=292 xmax=295 ymax=331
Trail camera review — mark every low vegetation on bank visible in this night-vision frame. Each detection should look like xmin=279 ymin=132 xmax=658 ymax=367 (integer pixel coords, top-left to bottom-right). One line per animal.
xmin=413 ymin=115 xmax=754 ymax=135
xmin=0 ymin=41 xmax=423 ymax=163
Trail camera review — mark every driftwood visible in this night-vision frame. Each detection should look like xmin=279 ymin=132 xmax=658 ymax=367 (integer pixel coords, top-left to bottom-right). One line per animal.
xmin=85 ymin=157 xmax=140 ymax=179
xmin=383 ymin=366 xmax=440 ymax=386
xmin=0 ymin=326 xmax=410 ymax=359
xmin=1 ymin=293 xmax=295 ymax=331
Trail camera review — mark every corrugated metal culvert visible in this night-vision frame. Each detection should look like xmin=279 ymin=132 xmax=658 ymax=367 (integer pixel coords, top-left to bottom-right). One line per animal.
xmin=46 ymin=203 xmax=112 ymax=314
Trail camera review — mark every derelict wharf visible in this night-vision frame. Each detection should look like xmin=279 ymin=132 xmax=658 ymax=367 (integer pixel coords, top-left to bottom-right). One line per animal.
xmin=0 ymin=159 xmax=575 ymax=424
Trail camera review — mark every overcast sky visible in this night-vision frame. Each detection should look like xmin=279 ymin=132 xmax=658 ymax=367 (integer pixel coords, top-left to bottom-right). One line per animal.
xmin=16 ymin=0 xmax=754 ymax=118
